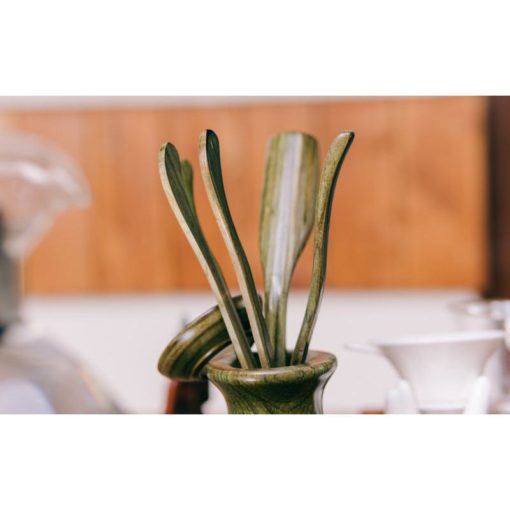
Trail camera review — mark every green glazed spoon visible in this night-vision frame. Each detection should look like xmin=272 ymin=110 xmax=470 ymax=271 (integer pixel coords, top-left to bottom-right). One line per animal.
xmin=291 ymin=131 xmax=355 ymax=365
xmin=260 ymin=132 xmax=318 ymax=366
xmin=199 ymin=130 xmax=273 ymax=368
xmin=159 ymin=143 xmax=256 ymax=369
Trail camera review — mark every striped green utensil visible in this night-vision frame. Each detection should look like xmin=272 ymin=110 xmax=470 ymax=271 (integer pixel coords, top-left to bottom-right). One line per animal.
xmin=159 ymin=143 xmax=256 ymax=369
xmin=292 ymin=131 xmax=355 ymax=365
xmin=259 ymin=132 xmax=319 ymax=366
xmin=199 ymin=130 xmax=274 ymax=368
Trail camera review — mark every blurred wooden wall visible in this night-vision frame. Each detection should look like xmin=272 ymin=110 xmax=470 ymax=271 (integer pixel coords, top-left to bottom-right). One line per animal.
xmin=0 ymin=97 xmax=489 ymax=293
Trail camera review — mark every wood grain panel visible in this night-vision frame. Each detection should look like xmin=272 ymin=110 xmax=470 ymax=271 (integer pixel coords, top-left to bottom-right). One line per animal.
xmin=0 ymin=97 xmax=488 ymax=293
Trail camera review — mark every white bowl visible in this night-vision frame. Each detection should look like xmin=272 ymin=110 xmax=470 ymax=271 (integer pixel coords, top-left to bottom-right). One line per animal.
xmin=348 ymin=330 xmax=504 ymax=413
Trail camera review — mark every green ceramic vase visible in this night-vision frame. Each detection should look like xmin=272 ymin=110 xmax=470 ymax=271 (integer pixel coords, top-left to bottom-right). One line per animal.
xmin=206 ymin=350 xmax=337 ymax=414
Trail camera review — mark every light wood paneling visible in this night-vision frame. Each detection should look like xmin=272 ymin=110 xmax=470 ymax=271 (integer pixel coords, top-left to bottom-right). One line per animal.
xmin=0 ymin=97 xmax=488 ymax=293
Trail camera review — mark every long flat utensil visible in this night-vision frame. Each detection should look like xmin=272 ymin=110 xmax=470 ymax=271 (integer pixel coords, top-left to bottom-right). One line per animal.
xmin=199 ymin=130 xmax=274 ymax=368
xmin=260 ymin=132 xmax=318 ymax=366
xmin=291 ymin=131 xmax=355 ymax=365
xmin=159 ymin=143 xmax=256 ymax=369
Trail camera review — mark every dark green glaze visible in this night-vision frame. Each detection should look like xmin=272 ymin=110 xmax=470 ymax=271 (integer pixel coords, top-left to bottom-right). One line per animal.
xmin=292 ymin=132 xmax=355 ymax=365
xmin=159 ymin=144 xmax=256 ymax=369
xmin=260 ymin=132 xmax=318 ymax=366
xmin=206 ymin=350 xmax=336 ymax=414
xmin=199 ymin=130 xmax=273 ymax=368
xmin=158 ymin=130 xmax=355 ymax=378
xmin=158 ymin=295 xmax=254 ymax=381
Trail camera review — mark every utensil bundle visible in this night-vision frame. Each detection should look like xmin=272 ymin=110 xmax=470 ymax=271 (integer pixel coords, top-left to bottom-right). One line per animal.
xmin=159 ymin=129 xmax=354 ymax=369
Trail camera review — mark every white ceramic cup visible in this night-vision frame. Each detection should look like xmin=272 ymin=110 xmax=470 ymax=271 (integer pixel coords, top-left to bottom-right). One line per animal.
xmin=348 ymin=330 xmax=504 ymax=413
xmin=450 ymin=299 xmax=510 ymax=407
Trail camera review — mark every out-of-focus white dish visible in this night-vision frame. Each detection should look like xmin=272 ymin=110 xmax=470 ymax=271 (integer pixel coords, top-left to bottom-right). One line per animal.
xmin=348 ymin=330 xmax=504 ymax=413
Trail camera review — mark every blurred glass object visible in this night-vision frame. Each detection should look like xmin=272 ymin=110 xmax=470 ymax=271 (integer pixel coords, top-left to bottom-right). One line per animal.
xmin=0 ymin=324 xmax=119 ymax=413
xmin=0 ymin=131 xmax=90 ymax=258
xmin=0 ymin=130 xmax=118 ymax=413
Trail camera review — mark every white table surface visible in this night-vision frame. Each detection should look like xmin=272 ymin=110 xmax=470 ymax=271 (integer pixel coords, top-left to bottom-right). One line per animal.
xmin=22 ymin=289 xmax=478 ymax=413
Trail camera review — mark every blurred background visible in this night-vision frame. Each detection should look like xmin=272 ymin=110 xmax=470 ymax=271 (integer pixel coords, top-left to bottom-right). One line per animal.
xmin=0 ymin=96 xmax=501 ymax=413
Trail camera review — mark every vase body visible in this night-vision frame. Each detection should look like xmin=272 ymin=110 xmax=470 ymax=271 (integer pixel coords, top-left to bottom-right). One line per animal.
xmin=206 ymin=350 xmax=336 ymax=414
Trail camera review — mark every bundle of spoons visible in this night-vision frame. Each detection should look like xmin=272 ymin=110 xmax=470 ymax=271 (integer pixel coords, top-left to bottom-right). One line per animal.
xmin=158 ymin=129 xmax=354 ymax=379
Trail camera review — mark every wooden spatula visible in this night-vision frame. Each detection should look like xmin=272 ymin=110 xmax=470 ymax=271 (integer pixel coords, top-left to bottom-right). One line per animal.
xmin=292 ymin=131 xmax=355 ymax=365
xmin=159 ymin=143 xmax=256 ymax=369
xmin=260 ymin=132 xmax=318 ymax=366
